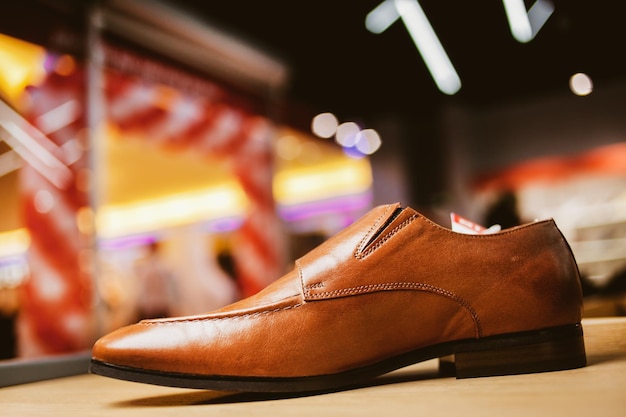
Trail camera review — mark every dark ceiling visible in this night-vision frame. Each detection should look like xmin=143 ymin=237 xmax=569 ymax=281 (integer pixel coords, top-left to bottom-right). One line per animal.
xmin=2 ymin=0 xmax=625 ymax=127
xmin=176 ymin=0 xmax=626 ymax=125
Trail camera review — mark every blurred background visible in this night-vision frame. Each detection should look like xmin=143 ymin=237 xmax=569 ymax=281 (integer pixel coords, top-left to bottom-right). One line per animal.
xmin=0 ymin=0 xmax=624 ymax=362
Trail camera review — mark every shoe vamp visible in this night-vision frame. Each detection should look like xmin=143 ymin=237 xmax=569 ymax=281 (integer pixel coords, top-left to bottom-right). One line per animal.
xmin=93 ymin=289 xmax=475 ymax=378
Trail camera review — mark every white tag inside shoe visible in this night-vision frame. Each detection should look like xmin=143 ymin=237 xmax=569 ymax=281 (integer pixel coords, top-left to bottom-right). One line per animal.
xmin=450 ymin=213 xmax=501 ymax=235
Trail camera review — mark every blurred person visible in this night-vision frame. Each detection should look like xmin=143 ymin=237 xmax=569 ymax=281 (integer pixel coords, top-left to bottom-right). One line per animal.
xmin=163 ymin=231 xmax=239 ymax=317
xmin=484 ymin=189 xmax=522 ymax=229
xmin=134 ymin=241 xmax=176 ymax=319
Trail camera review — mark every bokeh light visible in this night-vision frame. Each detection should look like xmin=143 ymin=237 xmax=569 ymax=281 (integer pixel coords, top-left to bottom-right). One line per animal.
xmin=569 ymin=73 xmax=593 ymax=96
xmin=311 ymin=112 xmax=339 ymax=138
xmin=335 ymin=122 xmax=360 ymax=147
xmin=276 ymin=135 xmax=302 ymax=160
xmin=34 ymin=190 xmax=54 ymax=214
xmin=356 ymin=129 xmax=382 ymax=155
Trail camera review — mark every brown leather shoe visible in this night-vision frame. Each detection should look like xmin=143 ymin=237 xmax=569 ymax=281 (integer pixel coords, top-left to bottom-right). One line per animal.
xmin=90 ymin=203 xmax=586 ymax=392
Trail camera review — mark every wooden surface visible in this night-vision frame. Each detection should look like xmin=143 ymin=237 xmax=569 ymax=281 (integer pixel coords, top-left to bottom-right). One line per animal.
xmin=1 ymin=317 xmax=625 ymax=417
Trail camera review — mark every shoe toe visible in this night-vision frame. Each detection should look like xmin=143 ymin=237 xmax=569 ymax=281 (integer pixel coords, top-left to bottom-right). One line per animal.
xmin=92 ymin=322 xmax=178 ymax=370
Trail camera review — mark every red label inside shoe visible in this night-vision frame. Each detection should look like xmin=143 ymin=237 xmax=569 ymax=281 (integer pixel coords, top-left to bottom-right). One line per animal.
xmin=450 ymin=213 xmax=501 ymax=235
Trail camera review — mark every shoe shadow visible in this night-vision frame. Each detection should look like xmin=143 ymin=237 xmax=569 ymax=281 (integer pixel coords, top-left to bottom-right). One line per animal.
xmin=112 ymin=367 xmax=443 ymax=407
xmin=112 ymin=350 xmax=615 ymax=408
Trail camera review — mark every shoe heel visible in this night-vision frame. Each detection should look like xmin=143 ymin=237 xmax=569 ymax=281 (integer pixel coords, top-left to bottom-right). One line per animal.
xmin=439 ymin=324 xmax=587 ymax=379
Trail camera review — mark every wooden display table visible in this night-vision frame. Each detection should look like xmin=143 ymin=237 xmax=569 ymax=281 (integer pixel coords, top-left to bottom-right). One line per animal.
xmin=1 ymin=317 xmax=625 ymax=417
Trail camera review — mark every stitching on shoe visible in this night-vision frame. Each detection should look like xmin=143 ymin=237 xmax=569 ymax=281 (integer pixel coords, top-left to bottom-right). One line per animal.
xmin=306 ymin=282 xmax=482 ymax=337
xmin=297 ymin=260 xmax=326 ymax=298
xmin=356 ymin=214 xmax=418 ymax=259
xmin=297 ymin=258 xmax=305 ymax=293
xmin=356 ymin=205 xmax=395 ymax=255
xmin=140 ymin=304 xmax=304 ymax=325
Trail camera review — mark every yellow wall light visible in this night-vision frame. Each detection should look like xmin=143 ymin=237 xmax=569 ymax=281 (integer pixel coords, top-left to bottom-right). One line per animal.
xmin=0 ymin=33 xmax=47 ymax=105
xmin=274 ymin=157 xmax=372 ymax=206
xmin=0 ymin=228 xmax=30 ymax=259
xmin=96 ymin=181 xmax=249 ymax=239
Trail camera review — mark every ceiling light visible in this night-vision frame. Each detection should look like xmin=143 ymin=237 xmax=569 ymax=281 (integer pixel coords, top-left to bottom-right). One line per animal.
xmin=394 ymin=0 xmax=461 ymax=95
xmin=502 ymin=0 xmax=533 ymax=43
xmin=502 ymin=0 xmax=554 ymax=43
xmin=365 ymin=0 xmax=399 ymax=34
xmin=366 ymin=0 xmax=461 ymax=95
xmin=528 ymin=0 xmax=554 ymax=37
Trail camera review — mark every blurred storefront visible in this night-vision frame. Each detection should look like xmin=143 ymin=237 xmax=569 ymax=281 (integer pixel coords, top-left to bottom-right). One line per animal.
xmin=0 ymin=0 xmax=375 ymax=362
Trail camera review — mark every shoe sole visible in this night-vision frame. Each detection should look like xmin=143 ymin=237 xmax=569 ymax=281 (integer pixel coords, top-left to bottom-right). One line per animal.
xmin=89 ymin=323 xmax=586 ymax=393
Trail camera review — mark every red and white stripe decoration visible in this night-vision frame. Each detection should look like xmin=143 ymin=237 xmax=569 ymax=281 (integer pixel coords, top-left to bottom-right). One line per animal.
xmin=17 ymin=46 xmax=284 ymax=356
xmin=17 ymin=65 xmax=94 ymax=357
xmin=230 ymin=116 xmax=285 ymax=296
xmin=104 ymin=54 xmax=285 ymax=296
